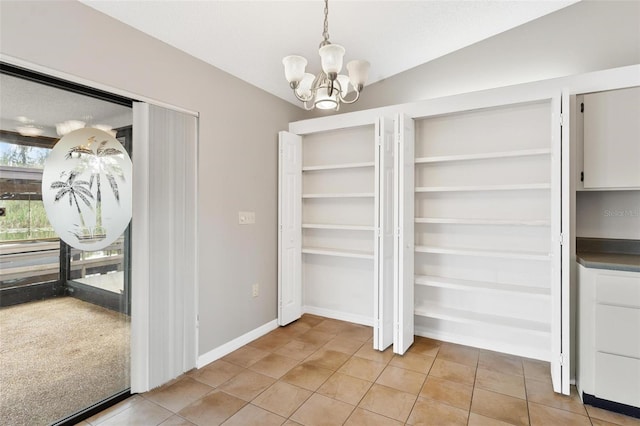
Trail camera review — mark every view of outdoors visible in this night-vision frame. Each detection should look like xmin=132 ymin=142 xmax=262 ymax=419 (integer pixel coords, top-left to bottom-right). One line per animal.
xmin=0 ymin=141 xmax=55 ymax=241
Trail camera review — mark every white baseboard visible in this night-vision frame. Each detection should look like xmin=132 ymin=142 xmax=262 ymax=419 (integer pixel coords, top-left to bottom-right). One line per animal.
xmin=196 ymin=319 xmax=278 ymax=369
xmin=303 ymin=305 xmax=373 ymax=327
xmin=414 ymin=326 xmax=550 ymax=362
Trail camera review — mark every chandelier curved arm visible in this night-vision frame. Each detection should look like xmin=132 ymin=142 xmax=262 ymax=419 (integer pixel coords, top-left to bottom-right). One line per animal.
xmin=293 ymin=89 xmax=314 ymax=104
xmin=337 ymin=89 xmax=361 ymax=105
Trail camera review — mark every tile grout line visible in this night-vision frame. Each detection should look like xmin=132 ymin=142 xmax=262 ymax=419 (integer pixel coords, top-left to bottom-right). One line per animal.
xmin=523 ymin=359 xmax=531 ymax=426
xmin=465 ymin=353 xmax=480 ymax=426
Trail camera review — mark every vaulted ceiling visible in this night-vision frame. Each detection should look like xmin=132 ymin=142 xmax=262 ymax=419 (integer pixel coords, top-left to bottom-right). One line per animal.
xmin=80 ymin=0 xmax=578 ymax=108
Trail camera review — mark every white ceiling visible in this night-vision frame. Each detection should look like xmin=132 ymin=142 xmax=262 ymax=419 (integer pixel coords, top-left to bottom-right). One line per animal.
xmin=0 ymin=74 xmax=132 ymax=138
xmin=80 ymin=0 xmax=579 ymax=108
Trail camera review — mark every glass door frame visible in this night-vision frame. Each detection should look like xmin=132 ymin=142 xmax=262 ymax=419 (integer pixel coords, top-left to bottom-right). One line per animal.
xmin=0 ymin=61 xmax=137 ymax=426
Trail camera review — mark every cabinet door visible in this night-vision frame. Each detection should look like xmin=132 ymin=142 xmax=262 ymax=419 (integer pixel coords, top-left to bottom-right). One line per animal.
xmin=278 ymin=131 xmax=302 ymax=326
xmin=583 ymin=87 xmax=640 ymax=189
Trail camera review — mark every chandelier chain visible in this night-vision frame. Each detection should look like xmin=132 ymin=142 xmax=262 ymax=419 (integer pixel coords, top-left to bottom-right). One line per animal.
xmin=321 ymin=0 xmax=330 ymax=46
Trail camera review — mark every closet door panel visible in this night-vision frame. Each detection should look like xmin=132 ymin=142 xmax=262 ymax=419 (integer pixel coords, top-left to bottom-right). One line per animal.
xmin=374 ymin=117 xmax=395 ymax=350
xmin=395 ymin=114 xmax=415 ymax=354
xmin=278 ymin=131 xmax=302 ymax=326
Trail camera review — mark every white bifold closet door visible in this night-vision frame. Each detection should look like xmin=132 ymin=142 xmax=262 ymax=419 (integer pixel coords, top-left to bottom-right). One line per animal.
xmin=131 ymin=102 xmax=198 ymax=392
xmin=394 ymin=114 xmax=415 ymax=355
xmin=374 ymin=117 xmax=395 ymax=351
xmin=278 ymin=131 xmax=302 ymax=326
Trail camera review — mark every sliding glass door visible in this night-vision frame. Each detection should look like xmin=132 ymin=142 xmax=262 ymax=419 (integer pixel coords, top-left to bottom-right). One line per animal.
xmin=0 ymin=65 xmax=133 ymax=425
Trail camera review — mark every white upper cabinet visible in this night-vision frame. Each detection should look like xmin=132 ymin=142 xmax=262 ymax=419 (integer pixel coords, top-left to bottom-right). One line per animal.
xmin=582 ymin=87 xmax=640 ymax=190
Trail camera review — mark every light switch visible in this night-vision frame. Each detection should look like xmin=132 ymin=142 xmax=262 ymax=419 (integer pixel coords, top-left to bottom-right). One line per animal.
xmin=239 ymin=211 xmax=256 ymax=225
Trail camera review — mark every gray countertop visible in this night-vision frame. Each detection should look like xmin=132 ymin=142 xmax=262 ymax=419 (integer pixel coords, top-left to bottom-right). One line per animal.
xmin=577 ymin=252 xmax=640 ymax=273
xmin=576 ymin=238 xmax=640 ymax=273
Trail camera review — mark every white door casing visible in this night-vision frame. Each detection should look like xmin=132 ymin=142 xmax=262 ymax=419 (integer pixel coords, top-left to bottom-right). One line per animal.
xmin=278 ymin=131 xmax=302 ymax=326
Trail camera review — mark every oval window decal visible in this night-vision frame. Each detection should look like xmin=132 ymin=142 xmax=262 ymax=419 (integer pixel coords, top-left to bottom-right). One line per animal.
xmin=42 ymin=127 xmax=132 ymax=251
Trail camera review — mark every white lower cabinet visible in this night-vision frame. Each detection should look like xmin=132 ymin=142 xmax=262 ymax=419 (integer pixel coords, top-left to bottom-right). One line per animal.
xmin=578 ymin=264 xmax=640 ymax=408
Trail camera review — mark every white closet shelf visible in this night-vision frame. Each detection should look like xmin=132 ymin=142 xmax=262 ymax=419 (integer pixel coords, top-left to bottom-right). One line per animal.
xmin=414 ymin=217 xmax=551 ymax=226
xmin=302 ymin=161 xmax=375 ymax=172
xmin=302 ymin=247 xmax=374 ymax=259
xmin=302 ymin=223 xmax=375 ymax=231
xmin=414 ymin=245 xmax=550 ymax=261
xmin=414 ymin=148 xmax=551 ymax=164
xmin=302 ymin=193 xmax=375 ymax=199
xmin=414 ymin=275 xmax=551 ymax=297
xmin=414 ymin=303 xmax=551 ymax=335
xmin=415 ymin=183 xmax=550 ymax=193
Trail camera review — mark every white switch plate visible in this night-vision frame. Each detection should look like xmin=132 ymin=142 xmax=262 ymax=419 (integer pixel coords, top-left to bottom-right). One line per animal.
xmin=239 ymin=211 xmax=256 ymax=224
xmin=252 ymin=283 xmax=259 ymax=297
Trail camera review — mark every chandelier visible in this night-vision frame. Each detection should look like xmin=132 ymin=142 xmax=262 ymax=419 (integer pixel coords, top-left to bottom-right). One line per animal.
xmin=282 ymin=0 xmax=370 ymax=111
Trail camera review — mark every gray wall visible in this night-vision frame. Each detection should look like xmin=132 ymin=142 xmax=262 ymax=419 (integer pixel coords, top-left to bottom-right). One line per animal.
xmin=0 ymin=1 xmax=304 ymax=356
xmin=334 ymin=0 xmax=640 ymax=114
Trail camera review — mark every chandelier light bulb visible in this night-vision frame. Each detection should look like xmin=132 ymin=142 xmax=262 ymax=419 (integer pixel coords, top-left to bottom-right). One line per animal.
xmin=319 ymin=44 xmax=345 ymax=77
xmin=346 ymin=60 xmax=370 ymax=91
xmin=282 ymin=55 xmax=308 ymax=86
xmin=296 ymin=73 xmax=316 ymax=98
xmin=315 ymin=87 xmax=338 ymax=110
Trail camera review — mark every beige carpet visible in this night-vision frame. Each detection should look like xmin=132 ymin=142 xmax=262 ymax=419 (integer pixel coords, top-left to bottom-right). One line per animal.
xmin=0 ymin=297 xmax=130 ymax=425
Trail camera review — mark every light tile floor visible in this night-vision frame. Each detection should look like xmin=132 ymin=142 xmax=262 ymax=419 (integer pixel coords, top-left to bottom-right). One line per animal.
xmin=78 ymin=315 xmax=640 ymax=426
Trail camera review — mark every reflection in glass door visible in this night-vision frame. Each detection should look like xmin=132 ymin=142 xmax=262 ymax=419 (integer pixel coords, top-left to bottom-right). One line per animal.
xmin=0 ymin=65 xmax=134 ymax=425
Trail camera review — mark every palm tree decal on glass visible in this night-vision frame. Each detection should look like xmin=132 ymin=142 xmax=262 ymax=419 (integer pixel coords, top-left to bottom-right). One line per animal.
xmin=65 ymin=136 xmax=125 ymax=241
xmin=49 ymin=171 xmax=94 ymax=240
xmin=42 ymin=128 xmax=132 ymax=250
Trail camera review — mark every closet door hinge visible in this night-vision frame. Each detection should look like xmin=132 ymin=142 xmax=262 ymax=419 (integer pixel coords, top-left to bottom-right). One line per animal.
xmin=559 ymin=113 xmax=564 ymax=126
xmin=559 ymin=353 xmax=566 ymax=366
xmin=559 ymin=233 xmax=566 ymax=246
